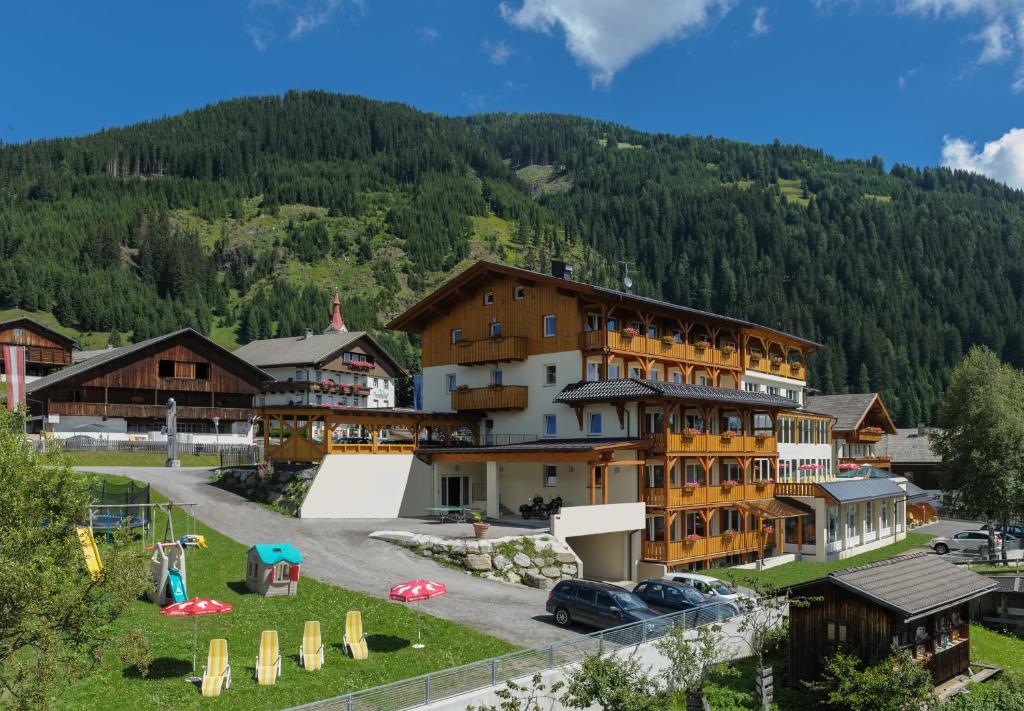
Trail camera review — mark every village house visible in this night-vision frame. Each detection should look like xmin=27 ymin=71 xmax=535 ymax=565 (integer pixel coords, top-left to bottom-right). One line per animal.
xmin=25 ymin=328 xmax=268 ymax=443
xmin=0 ymin=316 xmax=76 ymax=382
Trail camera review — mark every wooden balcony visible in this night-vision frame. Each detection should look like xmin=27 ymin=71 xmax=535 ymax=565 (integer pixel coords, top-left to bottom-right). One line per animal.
xmin=642 ymin=482 xmax=776 ymax=507
xmin=745 ymin=355 xmax=805 ymax=382
xmin=48 ymin=401 xmax=251 ymax=421
xmin=450 ymin=385 xmax=528 ymax=411
xmin=651 ymin=432 xmax=777 ymax=454
xmin=841 ymin=455 xmax=891 ymax=470
xmin=580 ymin=331 xmax=740 ymax=369
xmin=774 ymin=482 xmax=818 ymax=497
xmin=327 ymin=442 xmax=416 ymax=455
xmin=452 ymin=336 xmax=528 ymax=366
xmin=641 ymin=530 xmax=760 ymax=563
xmin=848 ymin=428 xmax=884 ymax=444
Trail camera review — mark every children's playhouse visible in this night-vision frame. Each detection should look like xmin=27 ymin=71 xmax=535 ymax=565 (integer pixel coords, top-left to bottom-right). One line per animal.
xmin=246 ymin=544 xmax=303 ymax=597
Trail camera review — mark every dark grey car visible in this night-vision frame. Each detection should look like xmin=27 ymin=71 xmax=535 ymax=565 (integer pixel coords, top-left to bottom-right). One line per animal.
xmin=546 ymin=579 xmax=661 ymax=629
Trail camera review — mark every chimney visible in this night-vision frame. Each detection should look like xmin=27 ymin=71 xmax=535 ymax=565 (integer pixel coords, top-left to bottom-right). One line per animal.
xmin=917 ymin=422 xmax=927 ymax=437
xmin=323 ymin=289 xmax=347 ymax=333
xmin=303 ymin=329 xmax=314 ymax=340
xmin=551 ymin=260 xmax=574 ymax=280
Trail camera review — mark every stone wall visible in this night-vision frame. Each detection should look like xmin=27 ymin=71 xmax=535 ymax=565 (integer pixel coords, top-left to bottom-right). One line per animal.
xmin=212 ymin=464 xmax=314 ymax=515
xmin=370 ymin=531 xmax=581 ymax=590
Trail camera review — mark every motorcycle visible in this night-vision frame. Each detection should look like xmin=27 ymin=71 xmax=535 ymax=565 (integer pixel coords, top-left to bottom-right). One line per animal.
xmin=519 ymin=495 xmax=563 ymax=519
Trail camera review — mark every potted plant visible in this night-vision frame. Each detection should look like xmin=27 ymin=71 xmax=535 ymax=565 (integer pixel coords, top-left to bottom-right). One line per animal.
xmin=683 ymin=533 xmax=703 ymax=546
xmin=862 ymin=426 xmax=884 ymax=434
xmin=721 ymin=529 xmax=736 ymax=541
xmin=721 ymin=479 xmax=740 ymax=488
xmin=660 ymin=334 xmax=675 ymax=346
xmin=681 ymin=426 xmax=700 ymax=440
xmin=684 ymin=481 xmax=701 ymax=494
xmin=694 ymin=338 xmax=712 ymax=351
xmin=720 ymin=429 xmax=738 ymax=440
xmin=623 ymin=326 xmax=639 ymax=338
xmin=755 ymin=431 xmax=772 ymax=442
xmin=472 ymin=511 xmax=490 ymax=539
xmin=754 ymin=478 xmax=772 ymax=488
xmin=720 ymin=341 xmax=736 ymax=356
xmin=748 ymin=348 xmax=763 ymax=364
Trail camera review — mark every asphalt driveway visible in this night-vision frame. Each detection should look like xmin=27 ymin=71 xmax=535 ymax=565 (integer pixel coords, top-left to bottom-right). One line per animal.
xmin=77 ymin=466 xmax=583 ymax=648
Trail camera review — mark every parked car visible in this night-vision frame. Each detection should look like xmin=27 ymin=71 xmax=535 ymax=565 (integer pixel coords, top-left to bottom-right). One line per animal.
xmin=980 ymin=523 xmax=1024 ymax=539
xmin=632 ymin=580 xmax=739 ymax=623
xmin=930 ymin=530 xmax=1001 ymax=555
xmin=546 ymin=580 xmax=661 ymax=629
xmin=662 ymin=572 xmax=749 ymax=606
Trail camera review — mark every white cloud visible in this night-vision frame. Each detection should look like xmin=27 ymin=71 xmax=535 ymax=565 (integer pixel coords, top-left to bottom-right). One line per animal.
xmin=500 ymin=0 xmax=735 ymax=86
xmin=751 ymin=6 xmax=770 ymax=35
xmin=483 ymin=39 xmax=515 ymax=65
xmin=898 ymin=66 xmax=919 ymax=88
xmin=246 ymin=24 xmax=275 ymax=51
xmin=417 ymin=25 xmax=439 ymax=41
xmin=289 ymin=0 xmax=343 ymax=39
xmin=942 ymin=128 xmax=1024 ymax=189
xmin=243 ymin=0 xmax=362 ymax=47
xmin=972 ymin=18 xmax=1013 ymax=62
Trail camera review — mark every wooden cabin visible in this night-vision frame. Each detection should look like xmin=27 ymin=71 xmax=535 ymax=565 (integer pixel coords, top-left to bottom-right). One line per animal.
xmin=25 ymin=328 xmax=268 ymax=440
xmin=788 ymin=553 xmax=997 ymax=686
xmin=0 ymin=317 xmax=76 ymax=379
xmin=246 ymin=544 xmax=303 ymax=596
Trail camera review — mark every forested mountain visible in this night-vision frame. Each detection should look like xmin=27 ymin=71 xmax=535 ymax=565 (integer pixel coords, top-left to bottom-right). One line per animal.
xmin=3 ymin=90 xmax=1024 ymax=425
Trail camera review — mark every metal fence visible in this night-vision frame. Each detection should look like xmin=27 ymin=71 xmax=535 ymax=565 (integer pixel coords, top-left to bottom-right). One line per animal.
xmin=36 ymin=436 xmax=261 ymax=460
xmin=218 ymin=446 xmax=264 ymax=468
xmin=287 ymin=602 xmax=735 ymax=711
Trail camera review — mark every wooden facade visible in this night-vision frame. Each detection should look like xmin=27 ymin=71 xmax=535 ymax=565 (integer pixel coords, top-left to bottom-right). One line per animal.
xmin=27 ymin=329 xmax=267 ymax=432
xmin=0 ymin=317 xmax=75 ymax=377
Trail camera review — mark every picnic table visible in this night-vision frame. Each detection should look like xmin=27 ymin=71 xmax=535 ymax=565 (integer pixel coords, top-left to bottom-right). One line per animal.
xmin=426 ymin=506 xmax=475 ymax=523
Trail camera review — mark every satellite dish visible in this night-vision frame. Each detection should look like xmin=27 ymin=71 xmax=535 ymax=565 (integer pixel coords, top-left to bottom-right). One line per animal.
xmin=622 ymin=276 xmax=633 ymax=290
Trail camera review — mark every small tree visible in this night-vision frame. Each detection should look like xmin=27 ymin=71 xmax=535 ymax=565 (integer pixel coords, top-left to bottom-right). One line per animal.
xmin=806 ymin=649 xmax=937 ymax=711
xmin=466 ymin=672 xmax=564 ymax=711
xmin=560 ymin=652 xmax=664 ymax=711
xmin=657 ymin=620 xmax=738 ymax=695
xmin=0 ymin=410 xmax=150 ymax=709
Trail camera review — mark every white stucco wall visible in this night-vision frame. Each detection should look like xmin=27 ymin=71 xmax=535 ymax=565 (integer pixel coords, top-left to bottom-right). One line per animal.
xmin=260 ymin=365 xmax=395 ymax=408
xmin=741 ymin=371 xmax=804 ymax=405
xmin=300 ymin=453 xmax=432 ymax=518
xmin=551 ymin=503 xmax=646 ymax=539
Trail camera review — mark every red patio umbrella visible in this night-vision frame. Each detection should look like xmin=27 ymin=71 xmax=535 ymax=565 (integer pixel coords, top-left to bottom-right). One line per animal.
xmin=161 ymin=598 xmax=233 ymax=679
xmin=390 ymin=579 xmax=447 ymax=649
xmin=838 ymin=462 xmax=861 ymax=471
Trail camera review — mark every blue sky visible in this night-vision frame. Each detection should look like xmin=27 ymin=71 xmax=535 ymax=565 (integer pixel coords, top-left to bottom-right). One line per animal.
xmin=2 ymin=1 xmax=1023 ymax=186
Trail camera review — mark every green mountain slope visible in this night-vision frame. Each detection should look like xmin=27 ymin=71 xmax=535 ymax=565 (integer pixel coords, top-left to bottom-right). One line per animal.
xmin=3 ymin=90 xmax=1024 ymax=424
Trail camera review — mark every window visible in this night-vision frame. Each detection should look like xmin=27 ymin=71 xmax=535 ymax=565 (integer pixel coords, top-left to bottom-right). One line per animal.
xmin=766 ymin=385 xmax=780 ymax=396
xmin=315 ymin=370 xmax=323 ymax=382
xmin=543 ymin=414 xmax=557 ymax=438
xmin=630 ymin=321 xmax=643 ymax=334
xmin=544 ymin=364 xmax=557 ymax=386
xmin=827 ymin=507 xmax=838 ymax=543
xmin=274 ymin=562 xmax=291 ymax=583
xmin=744 ymin=382 xmax=760 ymax=393
xmin=543 ymin=465 xmax=558 ymax=487
xmin=315 ymin=394 xmax=322 ymax=405
xmin=650 ymin=369 xmax=661 ymax=381
xmin=451 ymin=329 xmax=463 ymax=344
xmin=865 ymin=502 xmax=874 ymax=532
xmin=371 ymin=377 xmax=377 ymax=387
xmin=819 ymin=420 xmax=829 ymax=444
xmin=588 ymin=412 xmax=602 ymax=435
xmin=514 ymin=286 xmax=525 ymax=300
xmin=685 ymin=463 xmax=702 ymax=484
xmin=801 ymin=419 xmax=813 ymax=443
xmin=159 ymin=360 xmax=176 ymax=378
xmin=586 ymin=313 xmax=601 ymax=331
xmin=673 ymin=371 xmax=683 ymax=383
xmin=847 ymin=507 xmax=857 ymax=539
xmin=489 ymin=321 xmax=502 ymax=337
xmin=543 ymin=314 xmax=556 ymax=338
xmin=646 ymin=515 xmax=666 ymax=542
xmin=645 ymin=464 xmax=665 ymax=488
xmin=881 ymin=500 xmax=889 ymax=528
xmin=778 ymin=418 xmax=793 ymax=444
xmin=697 ymin=375 xmax=710 ymax=386
xmin=722 ymin=508 xmax=742 ymax=531
xmin=194 ymin=362 xmax=210 ymax=379
xmin=721 ymin=462 xmax=740 ymax=483
xmin=608 ymin=364 xmax=621 ymax=379
xmin=587 ymin=362 xmax=599 ymax=381
xmin=826 ymin=621 xmax=848 ymax=643
xmin=647 ymin=325 xmax=658 ymax=338
xmin=629 ymin=366 xmax=642 ymax=379
xmin=483 ymin=291 xmax=494 ymax=305
xmin=786 ymin=388 xmax=798 ymax=401
xmin=491 ymin=369 xmax=503 ymax=386
xmin=753 ymin=458 xmax=771 ymax=480
xmin=606 ymin=317 xmax=618 ymax=331
xmin=446 ymin=374 xmax=457 ymax=392
xmin=672 ymin=329 xmax=683 ymax=343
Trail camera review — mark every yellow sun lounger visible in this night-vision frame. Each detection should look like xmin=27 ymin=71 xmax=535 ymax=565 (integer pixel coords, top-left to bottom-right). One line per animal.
xmin=256 ymin=630 xmax=282 ymax=685
xmin=201 ymin=638 xmax=231 ymax=697
xmin=299 ymin=621 xmax=325 ymax=671
xmin=344 ymin=611 xmax=368 ymax=660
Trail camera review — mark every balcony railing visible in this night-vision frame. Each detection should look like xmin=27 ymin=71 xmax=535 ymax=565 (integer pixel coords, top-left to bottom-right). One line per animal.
xmin=745 ymin=355 xmax=805 ymax=381
xmin=641 ymin=530 xmax=760 ymax=562
xmin=452 ymin=336 xmax=528 ymax=366
xmin=450 ymin=385 xmax=528 ymax=411
xmin=848 ymin=428 xmax=884 ymax=444
xmin=774 ymin=482 xmax=818 ymax=497
xmin=48 ymin=401 xmax=251 ymax=421
xmin=580 ymin=331 xmax=740 ymax=369
xmin=642 ymin=481 xmax=775 ymax=507
xmin=650 ymin=432 xmax=776 ymax=454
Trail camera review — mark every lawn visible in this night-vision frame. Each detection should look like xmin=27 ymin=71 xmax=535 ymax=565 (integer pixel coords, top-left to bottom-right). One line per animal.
xmin=710 ymin=532 xmax=934 ymax=589
xmin=970 ymin=623 xmax=1024 ymax=681
xmin=62 ymin=474 xmax=516 ymax=711
xmin=65 ymin=451 xmax=221 ymax=467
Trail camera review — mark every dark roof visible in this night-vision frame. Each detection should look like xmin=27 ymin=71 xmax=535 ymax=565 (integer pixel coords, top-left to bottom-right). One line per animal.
xmin=803 ymin=393 xmax=896 ymax=433
xmin=233 ymin=331 xmax=406 ymax=376
xmin=0 ymin=316 xmax=78 ymax=348
xmin=817 ymin=478 xmax=905 ymax=504
xmin=554 ymin=379 xmax=798 ymax=408
xmin=989 ymin=576 xmax=1023 ymax=594
xmin=26 ymin=328 xmax=270 ymax=393
xmin=809 ymin=553 xmax=997 ymax=621
xmin=388 ymin=261 xmax=821 ymax=348
xmin=904 ymin=481 xmax=933 ymax=504
xmin=880 ymin=428 xmax=941 ymax=464
xmin=423 ymin=437 xmax=647 ymax=455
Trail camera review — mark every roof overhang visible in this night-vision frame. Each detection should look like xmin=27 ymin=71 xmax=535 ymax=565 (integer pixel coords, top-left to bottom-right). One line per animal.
xmin=827 ymin=576 xmax=998 ymax=623
xmin=421 ymin=438 xmax=650 ymax=463
xmin=735 ymin=497 xmax=813 ymax=520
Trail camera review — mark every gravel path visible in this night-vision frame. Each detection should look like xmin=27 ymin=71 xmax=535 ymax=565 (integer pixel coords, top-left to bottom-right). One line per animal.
xmin=77 ymin=467 xmax=584 ymax=649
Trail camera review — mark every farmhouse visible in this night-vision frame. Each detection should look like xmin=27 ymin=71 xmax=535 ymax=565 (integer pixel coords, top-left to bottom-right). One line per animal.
xmin=0 ymin=317 xmax=76 ymax=381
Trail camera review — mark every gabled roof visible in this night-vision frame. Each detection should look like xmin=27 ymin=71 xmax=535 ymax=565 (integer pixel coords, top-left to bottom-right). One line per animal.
xmin=817 ymin=478 xmax=905 ymax=504
xmin=880 ymin=428 xmax=941 ymax=464
xmin=26 ymin=328 xmax=270 ymax=393
xmin=794 ymin=553 xmax=996 ymax=622
xmin=388 ymin=261 xmax=821 ymax=348
xmin=250 ymin=543 xmax=304 ymax=565
xmin=0 ymin=316 xmax=78 ymax=349
xmin=803 ymin=393 xmax=897 ymax=434
xmin=233 ymin=331 xmax=407 ymax=376
xmin=554 ymin=378 xmax=798 ymax=409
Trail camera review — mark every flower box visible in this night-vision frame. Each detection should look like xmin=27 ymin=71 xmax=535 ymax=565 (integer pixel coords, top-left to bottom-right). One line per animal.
xmin=862 ymin=426 xmax=884 ymax=434
xmin=721 ymin=530 xmax=737 ymax=540
xmin=684 ymin=534 xmax=703 ymax=542
xmin=684 ymin=481 xmax=701 ymax=490
xmin=721 ymin=479 xmax=740 ymax=487
xmin=660 ymin=335 xmax=675 ymax=346
xmin=755 ymin=479 xmax=773 ymax=487
xmin=720 ymin=430 xmax=739 ymax=440
xmin=694 ymin=339 xmax=712 ymax=350
xmin=720 ymin=342 xmax=736 ymax=355
xmin=754 ymin=431 xmax=772 ymax=442
xmin=456 ymin=385 xmax=470 ymax=392
xmin=623 ymin=327 xmax=639 ymax=338
xmin=680 ymin=427 xmax=700 ymax=439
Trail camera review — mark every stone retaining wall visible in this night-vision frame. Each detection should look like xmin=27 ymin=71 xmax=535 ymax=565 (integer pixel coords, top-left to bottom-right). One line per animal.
xmin=370 ymin=531 xmax=581 ymax=589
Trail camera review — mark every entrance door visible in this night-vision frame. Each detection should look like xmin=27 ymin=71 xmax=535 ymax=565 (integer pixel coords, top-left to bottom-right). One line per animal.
xmin=441 ymin=476 xmax=470 ymax=506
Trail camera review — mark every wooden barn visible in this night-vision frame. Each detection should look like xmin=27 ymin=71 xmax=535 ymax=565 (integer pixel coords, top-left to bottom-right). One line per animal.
xmin=0 ymin=317 xmax=76 ymax=379
xmin=25 ymin=328 xmax=268 ymax=441
xmin=788 ymin=552 xmax=996 ymax=686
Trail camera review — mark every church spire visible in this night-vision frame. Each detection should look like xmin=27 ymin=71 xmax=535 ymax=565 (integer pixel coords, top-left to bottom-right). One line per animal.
xmin=324 ymin=289 xmax=347 ymax=333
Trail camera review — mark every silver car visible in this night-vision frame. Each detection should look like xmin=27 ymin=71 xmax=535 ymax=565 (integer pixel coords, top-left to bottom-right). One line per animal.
xmin=930 ymin=530 xmax=1001 ymax=555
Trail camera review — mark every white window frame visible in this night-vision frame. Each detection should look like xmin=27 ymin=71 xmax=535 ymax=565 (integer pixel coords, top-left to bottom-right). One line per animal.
xmin=483 ymin=291 xmax=494 ymax=305
xmin=543 ymin=414 xmax=557 ymax=438
xmin=489 ymin=321 xmax=502 ymax=337
xmin=544 ymin=364 xmax=557 ymax=386
xmin=451 ymin=328 xmax=463 ymax=344
xmin=543 ymin=314 xmax=556 ymax=338
xmin=514 ymin=286 xmax=525 ymax=300
xmin=543 ymin=465 xmax=558 ymax=487
xmin=446 ymin=374 xmax=457 ymax=392
xmin=587 ymin=362 xmax=599 ymax=381
xmin=588 ymin=412 xmax=602 ymax=436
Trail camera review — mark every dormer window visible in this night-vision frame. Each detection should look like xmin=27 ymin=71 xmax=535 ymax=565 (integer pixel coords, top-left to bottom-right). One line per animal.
xmin=514 ymin=286 xmax=525 ymax=300
xmin=483 ymin=291 xmax=495 ymax=305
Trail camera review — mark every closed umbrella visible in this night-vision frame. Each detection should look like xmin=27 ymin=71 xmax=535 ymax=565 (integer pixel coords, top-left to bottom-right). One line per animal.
xmin=160 ymin=598 xmax=233 ymax=680
xmin=390 ymin=579 xmax=447 ymax=649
